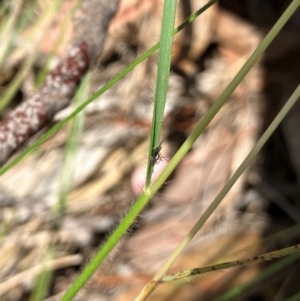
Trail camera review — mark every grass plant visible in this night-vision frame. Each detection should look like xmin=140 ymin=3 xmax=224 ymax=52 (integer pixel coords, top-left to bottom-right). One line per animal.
xmin=0 ymin=0 xmax=299 ymax=300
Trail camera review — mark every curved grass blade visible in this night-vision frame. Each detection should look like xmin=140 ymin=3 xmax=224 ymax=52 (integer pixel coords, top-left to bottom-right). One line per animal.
xmin=161 ymin=244 xmax=300 ymax=282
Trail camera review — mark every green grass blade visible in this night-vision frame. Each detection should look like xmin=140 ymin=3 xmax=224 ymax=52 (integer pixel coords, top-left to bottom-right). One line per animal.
xmin=30 ymin=249 xmax=55 ymax=301
xmin=0 ymin=52 xmax=38 ymax=111
xmin=54 ymin=74 xmax=90 ymax=217
xmin=0 ymin=0 xmax=23 ymax=65
xmin=59 ymin=194 xmax=151 ymax=301
xmin=145 ymin=0 xmax=218 ymax=186
xmin=0 ymin=1 xmax=42 ymax=66
xmin=145 ymin=0 xmax=177 ymax=186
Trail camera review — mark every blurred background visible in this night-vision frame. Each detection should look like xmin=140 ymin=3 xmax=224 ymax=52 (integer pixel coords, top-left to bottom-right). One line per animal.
xmin=0 ymin=0 xmax=300 ymax=300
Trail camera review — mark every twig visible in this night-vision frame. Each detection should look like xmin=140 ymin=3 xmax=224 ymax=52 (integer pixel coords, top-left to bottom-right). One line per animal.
xmin=161 ymin=244 xmax=300 ymax=282
xmin=0 ymin=0 xmax=120 ymax=166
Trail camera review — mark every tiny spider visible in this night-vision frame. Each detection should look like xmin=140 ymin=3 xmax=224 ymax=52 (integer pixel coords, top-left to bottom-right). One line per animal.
xmin=151 ymin=142 xmax=166 ymax=165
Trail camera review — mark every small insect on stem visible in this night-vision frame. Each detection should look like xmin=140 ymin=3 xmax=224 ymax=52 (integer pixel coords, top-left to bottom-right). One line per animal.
xmin=151 ymin=142 xmax=165 ymax=165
